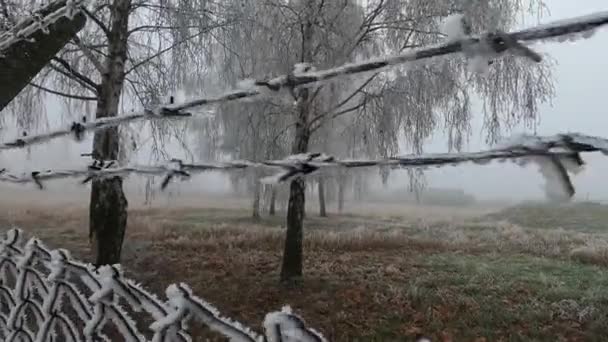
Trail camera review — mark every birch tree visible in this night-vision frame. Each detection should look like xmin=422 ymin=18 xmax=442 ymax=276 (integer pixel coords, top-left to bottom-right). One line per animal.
xmin=2 ymin=0 xmax=232 ymax=266
xmin=209 ymin=0 xmax=295 ymax=218
xmin=279 ymin=0 xmax=553 ymax=282
xmin=203 ymin=0 xmax=554 ymax=282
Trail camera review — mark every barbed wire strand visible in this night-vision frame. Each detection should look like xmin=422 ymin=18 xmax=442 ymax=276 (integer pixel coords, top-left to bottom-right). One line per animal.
xmin=0 ymin=0 xmax=84 ymax=53
xmin=1 ymin=133 xmax=607 ymax=200
xmin=1 ymin=10 xmax=607 ymax=151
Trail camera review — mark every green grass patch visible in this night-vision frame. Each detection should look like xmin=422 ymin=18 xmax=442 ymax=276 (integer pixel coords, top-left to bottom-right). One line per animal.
xmin=388 ymin=253 xmax=608 ymax=340
xmin=484 ymin=202 xmax=608 ymax=232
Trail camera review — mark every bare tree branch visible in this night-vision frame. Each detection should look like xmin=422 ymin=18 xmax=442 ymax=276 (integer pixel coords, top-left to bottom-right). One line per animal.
xmin=125 ymin=22 xmax=232 ymax=76
xmin=51 ymin=57 xmax=100 ymax=92
xmin=72 ymin=36 xmax=106 ymax=74
xmin=308 ymin=74 xmax=377 ymax=128
xmin=28 ymin=82 xmax=97 ymax=101
xmin=47 ymin=62 xmax=99 ymax=94
xmin=80 ymin=6 xmax=111 ymax=38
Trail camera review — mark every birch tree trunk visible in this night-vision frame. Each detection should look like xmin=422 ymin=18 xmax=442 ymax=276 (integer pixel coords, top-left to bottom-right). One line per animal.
xmin=268 ymin=187 xmax=276 ymax=216
xmin=318 ymin=179 xmax=327 ymax=217
xmin=354 ymin=174 xmax=363 ymax=201
xmin=280 ymin=8 xmax=314 ymax=282
xmin=338 ymin=177 xmax=345 ymax=213
xmin=252 ymin=179 xmax=261 ymax=219
xmin=281 ymin=112 xmax=311 ymax=281
xmin=89 ymin=0 xmax=131 ymax=267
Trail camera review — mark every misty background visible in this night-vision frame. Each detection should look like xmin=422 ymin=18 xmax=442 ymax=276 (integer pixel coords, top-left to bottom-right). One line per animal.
xmin=1 ymin=0 xmax=606 ymax=203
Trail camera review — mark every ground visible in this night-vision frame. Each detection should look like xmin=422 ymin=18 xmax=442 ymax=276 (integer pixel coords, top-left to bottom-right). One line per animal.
xmin=1 ymin=190 xmax=607 ymax=341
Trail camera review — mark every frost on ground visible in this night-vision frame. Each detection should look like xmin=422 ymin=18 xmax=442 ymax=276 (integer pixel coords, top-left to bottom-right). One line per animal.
xmin=0 ymin=228 xmax=326 ymax=342
xmin=2 ymin=199 xmax=608 ymax=340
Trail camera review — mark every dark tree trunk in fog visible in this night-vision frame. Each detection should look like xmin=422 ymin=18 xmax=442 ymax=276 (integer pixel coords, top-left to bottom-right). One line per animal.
xmin=89 ymin=0 xmax=131 ymax=267
xmin=90 ymin=176 xmax=127 ymax=265
xmin=280 ymin=103 xmax=311 ymax=281
xmin=338 ymin=177 xmax=345 ymax=213
xmin=252 ymin=179 xmax=261 ymax=219
xmin=280 ymin=12 xmax=314 ymax=281
xmin=354 ymin=174 xmax=368 ymax=202
xmin=318 ymin=179 xmax=327 ymax=217
xmin=269 ymin=187 xmax=277 ymax=216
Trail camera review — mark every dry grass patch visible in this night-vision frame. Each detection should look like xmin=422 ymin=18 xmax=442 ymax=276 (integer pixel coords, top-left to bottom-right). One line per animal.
xmin=3 ymin=204 xmax=608 ymax=340
xmin=569 ymin=240 xmax=608 ymax=266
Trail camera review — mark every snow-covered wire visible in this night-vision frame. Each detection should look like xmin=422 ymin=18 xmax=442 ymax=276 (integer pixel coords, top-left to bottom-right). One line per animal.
xmin=1 ymin=132 xmax=606 ymax=200
xmin=1 ymin=10 xmax=607 ymax=151
xmin=0 ymin=0 xmax=87 ymax=54
xmin=0 ymin=228 xmax=325 ymax=341
xmin=0 ymin=110 xmax=196 ymax=151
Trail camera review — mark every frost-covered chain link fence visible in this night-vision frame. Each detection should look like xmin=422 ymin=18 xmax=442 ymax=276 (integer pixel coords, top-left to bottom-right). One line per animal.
xmin=0 ymin=228 xmax=326 ymax=342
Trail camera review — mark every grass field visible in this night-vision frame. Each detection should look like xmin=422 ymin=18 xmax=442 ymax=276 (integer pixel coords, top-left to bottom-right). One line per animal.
xmin=1 ymin=197 xmax=607 ymax=341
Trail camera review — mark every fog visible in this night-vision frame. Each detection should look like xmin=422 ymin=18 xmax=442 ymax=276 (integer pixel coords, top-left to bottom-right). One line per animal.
xmin=423 ymin=0 xmax=608 ymax=201
xmin=1 ymin=0 xmax=607 ymax=203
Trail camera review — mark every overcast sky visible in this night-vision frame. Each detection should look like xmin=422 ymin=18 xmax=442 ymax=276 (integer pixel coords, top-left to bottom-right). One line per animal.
xmin=1 ymin=1 xmax=607 ymax=202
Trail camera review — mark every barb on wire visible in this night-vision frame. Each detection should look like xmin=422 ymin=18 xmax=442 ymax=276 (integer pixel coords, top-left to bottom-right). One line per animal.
xmin=0 ymin=228 xmax=325 ymax=341
xmin=0 ymin=0 xmax=85 ymax=53
xmin=1 ymin=10 xmax=607 ymax=151
xmin=1 ymin=132 xmax=607 ymax=200
xmin=0 ymin=109 xmax=195 ymax=152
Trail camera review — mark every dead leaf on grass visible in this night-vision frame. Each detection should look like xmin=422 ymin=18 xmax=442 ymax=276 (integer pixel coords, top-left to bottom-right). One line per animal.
xmin=440 ymin=330 xmax=453 ymax=342
xmin=400 ymin=324 xmax=422 ymax=336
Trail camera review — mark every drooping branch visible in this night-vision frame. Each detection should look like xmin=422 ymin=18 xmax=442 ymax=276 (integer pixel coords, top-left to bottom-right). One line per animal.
xmin=80 ymin=6 xmax=111 ymax=38
xmin=71 ymin=36 xmax=106 ymax=74
xmin=28 ymin=82 xmax=97 ymax=101
xmin=50 ymin=57 xmax=100 ymax=92
xmin=125 ymin=21 xmax=233 ymax=75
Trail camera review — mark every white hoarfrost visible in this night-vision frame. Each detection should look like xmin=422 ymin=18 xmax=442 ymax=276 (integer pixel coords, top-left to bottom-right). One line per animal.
xmin=1 ymin=132 xmax=606 ymax=193
xmin=0 ymin=0 xmax=85 ymax=52
xmin=518 ymin=10 xmax=608 ymax=45
xmin=293 ymin=62 xmax=315 ymax=75
xmin=441 ymin=13 xmax=468 ymax=42
xmin=236 ymin=78 xmax=257 ymax=91
xmin=530 ymin=156 xmax=574 ymax=201
xmin=263 ymin=306 xmax=326 ymax=342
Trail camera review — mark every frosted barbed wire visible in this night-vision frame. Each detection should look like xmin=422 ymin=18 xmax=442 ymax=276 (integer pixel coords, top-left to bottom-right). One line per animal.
xmin=1 ymin=132 xmax=606 ymax=200
xmin=0 ymin=0 xmax=87 ymax=53
xmin=0 ymin=228 xmax=326 ymax=341
xmin=0 ymin=109 xmax=197 ymax=151
xmin=1 ymin=10 xmax=607 ymax=151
